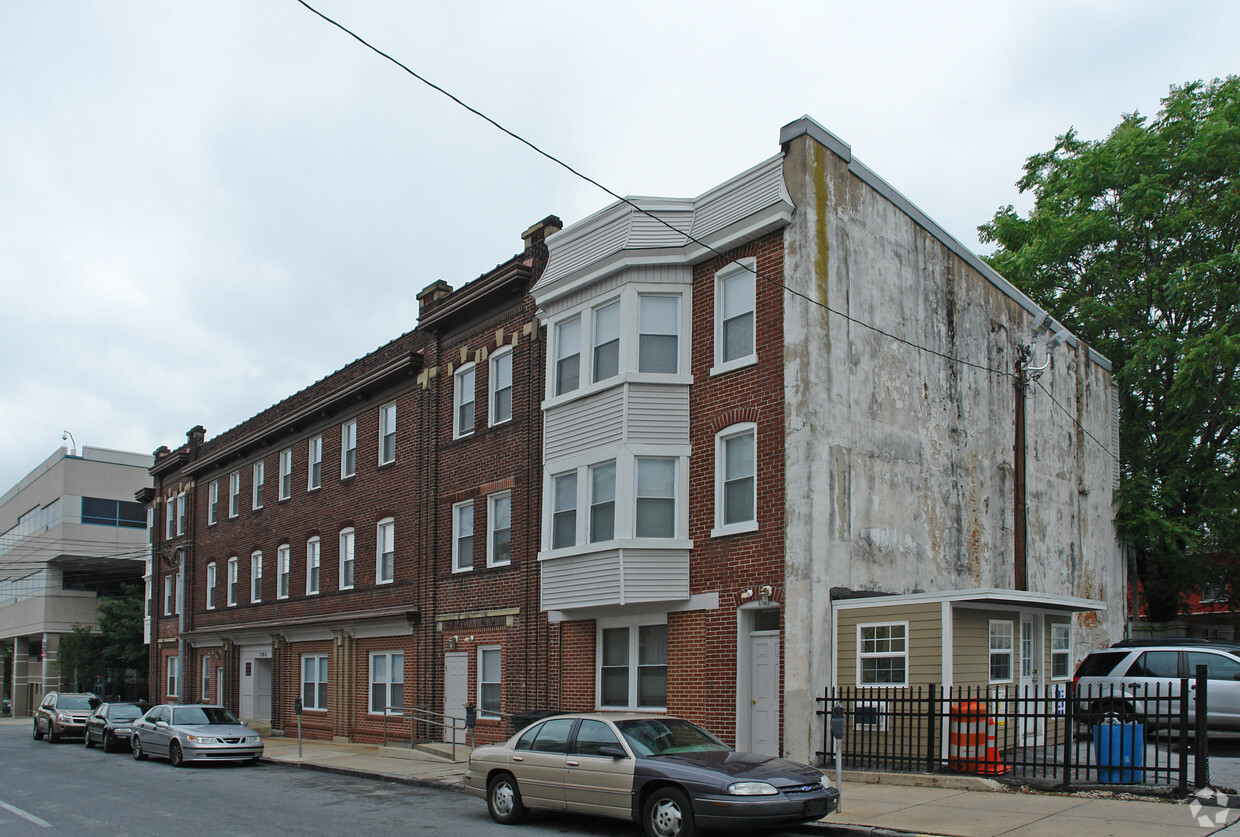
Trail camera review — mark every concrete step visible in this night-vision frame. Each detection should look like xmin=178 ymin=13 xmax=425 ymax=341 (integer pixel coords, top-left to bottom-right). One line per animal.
xmin=378 ymin=740 xmax=472 ymax=763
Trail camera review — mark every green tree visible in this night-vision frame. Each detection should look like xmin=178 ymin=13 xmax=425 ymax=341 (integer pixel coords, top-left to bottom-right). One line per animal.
xmin=97 ymin=584 xmax=147 ymax=676
xmin=55 ymin=624 xmax=104 ymax=691
xmin=979 ymin=77 xmax=1240 ymax=622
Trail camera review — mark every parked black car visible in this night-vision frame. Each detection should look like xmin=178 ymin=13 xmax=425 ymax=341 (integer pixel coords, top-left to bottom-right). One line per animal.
xmin=84 ymin=702 xmax=150 ymax=752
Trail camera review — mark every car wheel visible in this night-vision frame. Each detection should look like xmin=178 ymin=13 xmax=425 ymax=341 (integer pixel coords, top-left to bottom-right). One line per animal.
xmin=643 ymin=787 xmax=696 ymax=837
xmin=48 ymin=725 xmax=59 ymax=743
xmin=85 ymin=730 xmax=95 ymax=748
xmin=169 ymin=740 xmax=185 ymax=767
xmin=486 ymin=773 xmax=528 ymax=824
xmin=33 ymin=720 xmax=43 ymax=741
xmin=102 ymin=731 xmax=112 ymax=753
xmin=132 ymin=736 xmax=148 ymax=761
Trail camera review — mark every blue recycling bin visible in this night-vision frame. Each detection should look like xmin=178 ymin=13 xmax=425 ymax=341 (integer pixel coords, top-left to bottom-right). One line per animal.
xmin=1094 ymin=720 xmax=1144 ymax=783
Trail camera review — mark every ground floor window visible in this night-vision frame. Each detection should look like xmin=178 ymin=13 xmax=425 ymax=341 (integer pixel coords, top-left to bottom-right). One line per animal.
xmin=369 ymin=651 xmax=403 ymax=714
xmin=303 ymin=655 xmax=328 ymax=710
xmin=166 ymin=656 xmax=179 ymax=698
xmin=1051 ymin=623 xmax=1071 ymax=679
xmin=858 ymin=622 xmax=907 ymax=686
xmin=201 ymin=661 xmax=210 ymax=701
xmin=989 ymin=620 xmax=1014 ymax=683
xmin=599 ymin=622 xmax=667 ymax=710
xmin=478 ymin=646 xmax=501 ymax=718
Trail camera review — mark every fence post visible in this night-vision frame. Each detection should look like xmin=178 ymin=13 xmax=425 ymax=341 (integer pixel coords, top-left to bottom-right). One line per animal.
xmin=1178 ymin=677 xmax=1190 ymax=796
xmin=1194 ymin=665 xmax=1209 ymax=790
xmin=926 ymin=683 xmax=938 ymax=773
xmin=1061 ymin=683 xmax=1073 ymax=791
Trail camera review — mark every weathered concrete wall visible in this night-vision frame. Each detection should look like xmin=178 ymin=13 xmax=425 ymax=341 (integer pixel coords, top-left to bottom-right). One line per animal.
xmin=779 ymin=134 xmax=1123 ymax=762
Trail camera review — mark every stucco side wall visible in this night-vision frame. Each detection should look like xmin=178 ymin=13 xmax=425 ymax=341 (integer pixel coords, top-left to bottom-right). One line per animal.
xmin=780 ymin=135 xmax=1122 ymax=762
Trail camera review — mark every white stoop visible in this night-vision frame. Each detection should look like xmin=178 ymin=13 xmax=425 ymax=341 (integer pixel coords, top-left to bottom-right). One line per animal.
xmin=379 ymin=741 xmax=471 ymax=764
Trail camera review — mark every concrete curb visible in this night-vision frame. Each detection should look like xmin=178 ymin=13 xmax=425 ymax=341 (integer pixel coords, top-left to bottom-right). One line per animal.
xmin=260 ymin=755 xmax=471 ymax=795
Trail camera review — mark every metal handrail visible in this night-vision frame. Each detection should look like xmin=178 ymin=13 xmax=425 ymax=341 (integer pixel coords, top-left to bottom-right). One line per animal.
xmin=381 ymin=704 xmax=470 ymax=761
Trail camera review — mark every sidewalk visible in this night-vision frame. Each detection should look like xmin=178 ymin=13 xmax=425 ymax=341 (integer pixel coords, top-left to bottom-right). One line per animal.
xmin=259 ymin=731 xmax=1240 ymax=837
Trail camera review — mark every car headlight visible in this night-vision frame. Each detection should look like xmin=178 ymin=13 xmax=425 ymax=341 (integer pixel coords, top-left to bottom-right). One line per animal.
xmin=57 ymin=714 xmax=72 ymax=723
xmin=184 ymin=734 xmax=216 ymax=744
xmin=727 ymin=781 xmax=779 ymax=796
xmin=245 ymin=736 xmax=261 ymax=744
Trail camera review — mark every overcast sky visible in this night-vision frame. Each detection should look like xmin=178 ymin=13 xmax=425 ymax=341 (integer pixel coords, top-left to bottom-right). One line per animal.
xmin=1 ymin=0 xmax=1236 ymax=493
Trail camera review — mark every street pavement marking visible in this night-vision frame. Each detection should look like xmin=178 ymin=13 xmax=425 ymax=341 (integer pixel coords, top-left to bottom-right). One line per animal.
xmin=0 ymin=800 xmax=52 ymax=828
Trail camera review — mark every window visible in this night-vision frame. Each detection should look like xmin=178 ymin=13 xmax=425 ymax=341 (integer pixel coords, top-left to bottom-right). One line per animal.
xmin=341 ymin=419 xmax=357 ymax=479
xmin=252 ymin=461 xmax=265 ymax=510
xmin=206 ymin=563 xmax=216 ymax=610
xmin=479 ymin=646 xmax=501 ymax=718
xmin=167 ymin=656 xmax=179 ymax=699
xmin=1051 ymin=623 xmax=1071 ymax=679
xmin=716 ymin=425 xmax=756 ymax=533
xmin=635 ymin=458 xmax=676 ymax=538
xmin=339 ymin=528 xmax=355 ymax=590
xmin=279 ymin=448 xmax=293 ymax=500
xmin=208 ymin=480 xmax=218 ymax=525
xmin=989 ymin=620 xmax=1014 ymax=683
xmin=589 ymin=461 xmax=616 ymax=543
xmin=163 ymin=575 xmax=173 ymax=616
xmin=229 ymin=471 xmax=240 ymax=518
xmin=453 ymin=501 xmax=473 ymax=572
xmin=303 ymin=655 xmax=329 ymax=711
xmin=250 ymin=551 xmax=262 ymax=603
xmin=638 ymin=295 xmax=679 ymax=374
xmin=488 ymin=493 xmax=511 ymax=567
xmin=490 ymin=349 xmax=512 ymax=426
xmin=306 ymin=537 xmax=321 ymax=595
xmin=454 ymin=365 xmax=476 ymax=437
xmin=1128 ymin=650 xmax=1178 ymax=678
xmin=572 ymin=719 xmax=623 ymax=757
xmin=369 ymin=651 xmax=404 ymax=714
xmin=592 ymin=301 xmax=620 ymax=383
xmin=165 ymin=499 xmax=174 ymax=540
xmin=227 ymin=557 xmax=239 ymax=606
xmin=599 ymin=623 xmax=667 ymax=709
xmin=81 ymin=497 xmax=144 ymax=528
xmin=1020 ymin=620 xmax=1034 ymax=679
xmin=176 ymin=492 xmax=186 ymax=535
xmin=175 ymin=571 xmax=182 ymax=615
xmin=555 ymin=316 xmax=581 ymax=395
xmin=858 ymin=623 xmax=908 ymax=686
xmin=308 ymin=435 xmax=322 ymax=490
xmin=202 ymin=661 xmax=210 ymax=701
xmin=715 ymin=260 xmax=756 ymax=369
xmin=551 ymin=471 xmax=577 ymax=549
xmin=376 ymin=518 xmax=395 ymax=584
xmin=1186 ymin=650 xmax=1240 ymax=681
xmin=379 ymin=402 xmax=396 ymax=465
xmin=277 ymin=544 xmax=291 ymax=599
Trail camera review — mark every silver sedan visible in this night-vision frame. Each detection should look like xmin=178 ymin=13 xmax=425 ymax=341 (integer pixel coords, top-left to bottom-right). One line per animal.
xmin=131 ymin=704 xmax=263 ymax=766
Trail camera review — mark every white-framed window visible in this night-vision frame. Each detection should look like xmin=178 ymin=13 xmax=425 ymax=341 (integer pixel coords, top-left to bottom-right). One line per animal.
xmin=176 ymin=492 xmax=186 ymax=536
xmin=713 ymin=258 xmax=756 ymax=372
xmin=1051 ymin=623 xmax=1072 ymax=680
xmin=341 ymin=419 xmax=357 ymax=479
xmin=302 ymin=655 xmax=328 ymax=711
xmin=201 ymin=660 xmax=210 ymax=701
xmin=589 ymin=461 xmax=616 ymax=543
xmin=252 ymin=461 xmax=265 ymax=510
xmin=989 ymin=620 xmax=1014 ymax=683
xmin=638 ymin=294 xmax=679 ymax=374
xmin=250 ymin=551 xmax=262 ymax=603
xmin=306 ymin=536 xmax=321 ymax=595
xmin=308 ymin=435 xmax=322 ymax=490
xmin=339 ymin=528 xmax=355 ymax=590
xmin=166 ymin=656 xmax=179 ymax=699
xmin=635 ymin=457 xmax=676 ymax=538
xmin=277 ymin=544 xmax=291 ymax=599
xmin=165 ymin=499 xmax=174 ymax=540
xmin=279 ymin=448 xmax=293 ymax=500
xmin=376 ymin=518 xmax=395 ymax=584
xmin=598 ymin=620 xmax=667 ymax=710
xmin=490 ymin=349 xmax=512 ymax=426
xmin=478 ymin=645 xmax=501 ymax=718
xmin=858 ymin=622 xmax=908 ymax=686
xmin=592 ymin=301 xmax=620 ymax=383
xmin=555 ymin=316 xmax=581 ymax=396
xmin=206 ymin=562 xmax=216 ymax=610
xmin=453 ymin=501 xmax=474 ymax=572
xmin=714 ymin=424 xmax=757 ymax=535
xmin=379 ymin=402 xmax=396 ymax=465
xmin=227 ymin=556 xmax=239 ymax=606
xmin=228 ymin=471 xmax=240 ymax=518
xmin=208 ymin=480 xmax=218 ymax=525
xmin=163 ymin=575 xmax=173 ymax=616
xmin=1020 ymin=620 xmax=1034 ymax=679
xmin=175 ymin=571 xmax=182 ymax=615
xmin=551 ymin=471 xmax=577 ymax=549
xmin=487 ymin=492 xmax=511 ymax=567
xmin=455 ymin=364 xmax=476 ymax=438
xmin=369 ymin=651 xmax=404 ymax=714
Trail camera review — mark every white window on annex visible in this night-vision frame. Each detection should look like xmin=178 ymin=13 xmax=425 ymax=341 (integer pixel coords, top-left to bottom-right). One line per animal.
xmin=634 ymin=457 xmax=676 ymax=539
xmin=376 ymin=518 xmax=395 ymax=584
xmin=989 ymin=620 xmax=1014 ymax=683
xmin=379 ymin=402 xmax=397 ymax=465
xmin=228 ymin=471 xmax=240 ymax=518
xmin=453 ymin=501 xmax=474 ymax=572
xmin=714 ymin=424 xmax=756 ymax=535
xmin=554 ymin=316 xmax=581 ymax=396
xmin=250 ymin=551 xmax=262 ymax=603
xmin=714 ymin=259 xmax=756 ymax=372
xmin=858 ymin=622 xmax=908 ymax=686
xmin=339 ymin=528 xmax=355 ymax=590
xmin=308 ymin=435 xmax=323 ymax=490
xmin=592 ymin=301 xmax=620 ymax=383
xmin=306 ymin=536 xmax=321 ymax=595
xmin=302 ymin=655 xmax=328 ymax=711
xmin=341 ymin=419 xmax=357 ymax=479
xmin=599 ymin=622 xmax=667 ymax=710
xmin=206 ymin=562 xmax=216 ymax=610
xmin=1051 ymin=623 xmax=1072 ymax=680
xmin=588 ymin=461 xmax=616 ymax=543
xmin=369 ymin=651 xmax=403 ymax=714
xmin=488 ymin=492 xmax=511 ymax=567
xmin=638 ymin=295 xmax=679 ymax=374
xmin=454 ymin=365 xmax=476 ymax=438
xmin=277 ymin=544 xmax=291 ymax=599
xmin=490 ymin=349 xmax=512 ymax=426
xmin=279 ymin=448 xmax=293 ymax=500
xmin=551 ymin=471 xmax=577 ymax=549
xmin=478 ymin=646 xmax=501 ymax=718
xmin=227 ymin=556 xmax=239 ymax=606
xmin=208 ymin=480 xmax=219 ymax=525
xmin=252 ymin=461 xmax=265 ymax=510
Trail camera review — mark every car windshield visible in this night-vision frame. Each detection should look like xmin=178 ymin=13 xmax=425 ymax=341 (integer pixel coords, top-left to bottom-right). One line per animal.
xmin=58 ymin=696 xmax=97 ymax=710
xmin=615 ymin=718 xmax=731 ymax=757
xmin=171 ymin=706 xmax=241 ymax=726
xmin=109 ymin=705 xmax=144 ymax=721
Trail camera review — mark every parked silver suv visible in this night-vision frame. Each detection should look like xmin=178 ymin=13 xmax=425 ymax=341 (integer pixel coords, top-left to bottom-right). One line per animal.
xmin=1072 ymin=641 xmax=1240 ymax=730
xmin=33 ymin=692 xmax=101 ymax=742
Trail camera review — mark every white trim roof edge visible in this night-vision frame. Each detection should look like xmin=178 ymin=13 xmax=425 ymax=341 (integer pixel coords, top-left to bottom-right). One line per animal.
xmin=830 ymin=587 xmax=1106 ymax=613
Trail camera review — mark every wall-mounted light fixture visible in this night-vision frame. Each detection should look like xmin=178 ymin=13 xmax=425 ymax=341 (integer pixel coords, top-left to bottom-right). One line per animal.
xmin=448 ymin=635 xmax=458 ymax=650
xmin=740 ymin=588 xmax=754 ymax=601
xmin=758 ymin=585 xmax=773 ymax=606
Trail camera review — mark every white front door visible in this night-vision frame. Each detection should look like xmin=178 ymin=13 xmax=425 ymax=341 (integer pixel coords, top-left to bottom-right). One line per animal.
xmin=254 ymin=658 xmax=272 ymax=721
xmin=444 ymin=652 xmax=468 ymax=744
xmin=747 ymin=633 xmax=780 ymax=756
xmin=1019 ymin=616 xmax=1042 ymax=743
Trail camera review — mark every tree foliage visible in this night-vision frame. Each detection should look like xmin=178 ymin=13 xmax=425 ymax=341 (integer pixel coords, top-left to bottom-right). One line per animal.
xmin=979 ymin=77 xmax=1240 ymax=622
xmin=56 ymin=624 xmax=104 ymax=691
xmin=98 ymin=584 xmax=147 ymax=675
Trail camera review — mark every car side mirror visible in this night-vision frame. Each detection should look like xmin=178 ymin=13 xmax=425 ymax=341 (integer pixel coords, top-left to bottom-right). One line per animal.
xmin=597 ymin=745 xmax=627 ymax=759
xmin=240 ymin=720 xmax=249 ymax=727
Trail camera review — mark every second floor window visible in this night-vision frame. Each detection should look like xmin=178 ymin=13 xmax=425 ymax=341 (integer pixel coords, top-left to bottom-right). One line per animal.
xmin=341 ymin=420 xmax=357 ymax=478
xmin=716 ymin=260 xmax=756 ymax=368
xmin=592 ymin=301 xmax=620 ymax=382
xmin=589 ymin=461 xmax=616 ymax=542
xmin=165 ymin=499 xmax=174 ymax=540
xmin=490 ymin=349 xmax=512 ymax=425
xmin=176 ymin=493 xmax=186 ymax=535
xmin=251 ymin=551 xmax=263 ymax=603
xmin=455 ymin=365 xmax=475 ymax=437
xmin=279 ymin=448 xmax=293 ymax=500
xmin=252 ymin=461 xmax=265 ymax=510
xmin=551 ymin=472 xmax=577 ymax=549
xmin=227 ymin=557 xmax=239 ymax=606
xmin=453 ymin=501 xmax=473 ymax=572
xmin=379 ymin=403 xmax=397 ymax=465
xmin=277 ymin=544 xmax=291 ymax=599
xmin=163 ymin=575 xmax=173 ymax=615
xmin=339 ymin=528 xmax=355 ymax=590
xmin=716 ymin=425 xmax=756 ymax=532
xmin=308 ymin=436 xmax=322 ymax=490
xmin=306 ymin=537 xmax=321 ymax=595
xmin=555 ymin=317 xmax=581 ymax=396
xmin=488 ymin=493 xmax=511 ymax=567
xmin=635 ymin=458 xmax=676 ymax=538
xmin=206 ymin=562 xmax=216 ymax=610
xmin=229 ymin=471 xmax=240 ymax=518
xmin=638 ymin=295 xmax=679 ymax=374
xmin=376 ymin=518 xmax=395 ymax=584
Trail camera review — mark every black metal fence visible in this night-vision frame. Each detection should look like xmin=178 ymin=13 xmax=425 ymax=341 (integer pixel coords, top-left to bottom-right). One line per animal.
xmin=816 ymin=669 xmax=1213 ymax=794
